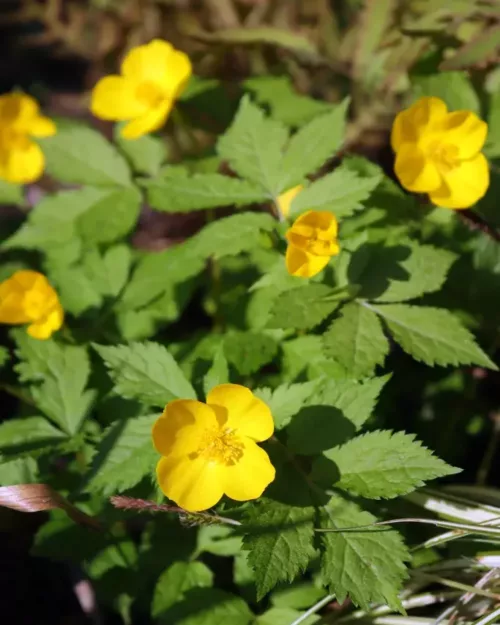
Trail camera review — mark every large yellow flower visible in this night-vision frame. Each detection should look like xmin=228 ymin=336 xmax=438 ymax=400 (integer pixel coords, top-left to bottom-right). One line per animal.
xmin=0 ymin=270 xmax=64 ymax=339
xmin=392 ymin=96 xmax=489 ymax=209
xmin=91 ymin=39 xmax=192 ymax=139
xmin=285 ymin=210 xmax=340 ymax=278
xmin=0 ymin=93 xmax=56 ymax=184
xmin=277 ymin=184 xmax=304 ymax=218
xmin=152 ymin=384 xmax=275 ymax=512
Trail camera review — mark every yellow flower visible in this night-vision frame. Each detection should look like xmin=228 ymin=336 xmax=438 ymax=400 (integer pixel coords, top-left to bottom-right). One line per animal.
xmin=277 ymin=184 xmax=304 ymax=218
xmin=285 ymin=210 xmax=340 ymax=278
xmin=0 ymin=93 xmax=56 ymax=184
xmin=91 ymin=39 xmax=192 ymax=139
xmin=391 ymin=96 xmax=489 ymax=209
xmin=152 ymin=384 xmax=275 ymax=512
xmin=0 ymin=270 xmax=64 ymax=339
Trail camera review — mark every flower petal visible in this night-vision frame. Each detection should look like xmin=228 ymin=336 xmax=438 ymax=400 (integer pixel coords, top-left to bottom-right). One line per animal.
xmin=121 ymin=40 xmax=192 ymax=98
xmin=152 ymin=399 xmax=217 ymax=457
xmin=27 ymin=305 xmax=64 ymax=340
xmin=28 ymin=116 xmax=57 ymax=138
xmin=285 ymin=244 xmax=330 ymax=278
xmin=277 ymin=185 xmax=303 ymax=218
xmin=439 ymin=110 xmax=488 ymax=159
xmin=220 ymin=438 xmax=275 ymax=502
xmin=156 ymin=455 xmax=223 ymax=512
xmin=429 ymin=153 xmax=490 ymax=209
xmin=207 ymin=384 xmax=274 ymax=442
xmin=0 ymin=140 xmax=45 ymax=183
xmin=394 ymin=143 xmax=442 ymax=193
xmin=120 ymin=99 xmax=173 ymax=139
xmin=291 ymin=210 xmax=338 ymax=236
xmin=0 ymin=93 xmax=38 ymax=130
xmin=91 ymin=76 xmax=149 ymax=121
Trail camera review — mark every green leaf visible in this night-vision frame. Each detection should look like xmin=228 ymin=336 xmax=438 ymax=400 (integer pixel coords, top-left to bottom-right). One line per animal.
xmin=217 ymin=95 xmax=288 ymax=197
xmin=281 ymin=100 xmax=349 ymax=187
xmin=267 ymin=284 xmax=341 ymax=331
xmin=86 ymin=415 xmax=159 ymax=495
xmin=323 ymin=302 xmax=389 ymax=378
xmin=152 ymin=562 xmax=213 ymax=618
xmin=243 ymin=500 xmax=316 ymax=600
xmin=440 ymin=25 xmax=500 ymax=72
xmin=40 ymin=124 xmax=132 ymax=186
xmin=197 ymin=525 xmax=242 ymax=557
xmin=224 ymin=331 xmax=278 ymax=376
xmin=49 ymin=266 xmax=103 ymax=315
xmin=0 ymin=456 xmax=37 ymax=484
xmin=320 ymin=430 xmax=460 ymax=498
xmin=163 ymin=588 xmax=253 ymax=625
xmin=15 ymin=333 xmax=95 ymax=435
xmin=115 ymin=124 xmax=167 ymax=176
xmin=203 ymin=347 xmax=229 ymax=397
xmin=94 ymin=341 xmax=196 ymax=407
xmin=271 ymin=583 xmax=325 ymax=610
xmin=76 ymin=186 xmax=141 ymax=244
xmin=485 ymin=92 xmax=500 ymax=158
xmin=144 ymin=170 xmax=267 ymax=212
xmin=411 ymin=72 xmax=480 ymax=113
xmin=353 ymin=242 xmax=457 ymax=302
xmin=82 ymin=245 xmax=131 ymax=299
xmin=319 ymin=494 xmax=409 ymax=611
xmin=0 ymin=416 xmax=66 ymax=455
xmin=254 ymin=380 xmax=319 ymax=430
xmin=244 ymin=76 xmax=333 ymax=127
xmin=0 ymin=179 xmax=23 ymax=205
xmin=290 ymin=165 xmax=381 ymax=218
xmin=256 ymin=608 xmax=319 ymax=625
xmin=367 ymin=303 xmax=498 ymax=369
xmin=0 ymin=346 xmax=10 ymax=368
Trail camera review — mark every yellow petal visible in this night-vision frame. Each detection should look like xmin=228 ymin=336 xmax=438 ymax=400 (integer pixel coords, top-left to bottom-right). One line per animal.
xmin=207 ymin=384 xmax=274 ymax=441
xmin=156 ymin=455 xmax=224 ymax=512
xmin=439 ymin=110 xmax=488 ymax=159
xmin=428 ymin=153 xmax=490 ymax=209
xmin=152 ymin=399 xmax=217 ymax=457
xmin=91 ymin=75 xmax=149 ymax=121
xmin=285 ymin=244 xmax=330 ymax=278
xmin=0 ymin=139 xmax=45 ymax=183
xmin=220 ymin=438 xmax=275 ymax=502
xmin=27 ymin=305 xmax=63 ymax=340
xmin=0 ymin=270 xmax=42 ymax=325
xmin=120 ymin=99 xmax=173 ymax=139
xmin=28 ymin=115 xmax=57 ymax=138
xmin=121 ymin=40 xmax=192 ymax=99
xmin=292 ymin=210 xmax=338 ymax=236
xmin=394 ymin=143 xmax=442 ymax=193
xmin=391 ymin=109 xmax=417 ymax=152
xmin=0 ymin=93 xmax=38 ymax=129
xmin=277 ymin=185 xmax=303 ymax=218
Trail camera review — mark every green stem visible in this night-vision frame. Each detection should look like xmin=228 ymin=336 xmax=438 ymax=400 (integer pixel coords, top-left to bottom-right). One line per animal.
xmin=289 ymin=593 xmax=335 ymax=625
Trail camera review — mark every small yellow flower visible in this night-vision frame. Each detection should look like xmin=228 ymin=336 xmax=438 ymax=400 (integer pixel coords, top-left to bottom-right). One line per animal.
xmin=91 ymin=39 xmax=192 ymax=139
xmin=285 ymin=210 xmax=340 ymax=278
xmin=392 ymin=96 xmax=489 ymax=209
xmin=0 ymin=93 xmax=56 ymax=184
xmin=277 ymin=184 xmax=304 ymax=218
xmin=0 ymin=270 xmax=64 ymax=339
xmin=152 ymin=384 xmax=275 ymax=512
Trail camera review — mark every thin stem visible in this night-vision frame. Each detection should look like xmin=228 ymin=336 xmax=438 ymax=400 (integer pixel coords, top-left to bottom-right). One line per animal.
xmin=288 ymin=593 xmax=335 ymax=625
xmin=414 ymin=572 xmax=500 ymax=602
xmin=476 ymin=414 xmax=500 ymax=485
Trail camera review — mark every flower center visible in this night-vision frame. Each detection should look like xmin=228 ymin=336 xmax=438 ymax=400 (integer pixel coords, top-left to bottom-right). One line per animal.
xmin=196 ymin=427 xmax=244 ymax=465
xmin=428 ymin=140 xmax=460 ymax=172
xmin=136 ymin=81 xmax=165 ymax=108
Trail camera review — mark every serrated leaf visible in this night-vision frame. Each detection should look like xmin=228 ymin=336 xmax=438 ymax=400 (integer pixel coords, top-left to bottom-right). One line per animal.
xmin=217 ymin=95 xmax=288 ymax=197
xmin=0 ymin=179 xmax=23 ymax=204
xmin=152 ymin=562 xmax=213 ymax=618
xmin=40 ymin=125 xmax=132 ymax=186
xmin=224 ymin=331 xmax=278 ymax=376
xmin=0 ymin=457 xmax=37 ymax=484
xmin=197 ymin=525 xmax=242 ymax=557
xmin=203 ymin=346 xmax=229 ymax=397
xmin=290 ymin=165 xmax=381 ymax=218
xmin=319 ymin=494 xmax=409 ymax=610
xmin=440 ymin=25 xmax=500 ymax=71
xmin=243 ymin=500 xmax=316 ymax=599
xmin=281 ymin=100 xmax=349 ymax=187
xmin=144 ymin=170 xmax=267 ymax=212
xmin=254 ymin=380 xmax=319 ymax=430
xmin=323 ymin=302 xmax=389 ymax=378
xmin=367 ymin=303 xmax=497 ymax=369
xmin=15 ymin=333 xmax=95 ymax=435
xmin=115 ymin=123 xmax=167 ymax=176
xmin=0 ymin=417 xmax=66 ymax=455
xmin=320 ymin=430 xmax=460 ymax=498
xmin=94 ymin=341 xmax=196 ymax=407
xmin=163 ymin=588 xmax=253 ymax=625
xmin=267 ymin=284 xmax=341 ymax=330
xmin=49 ymin=265 xmax=103 ymax=315
xmin=411 ymin=72 xmax=480 ymax=113
xmin=82 ymin=245 xmax=131 ymax=299
xmin=86 ymin=415 xmax=159 ymax=495
xmin=0 ymin=346 xmax=10 ymax=367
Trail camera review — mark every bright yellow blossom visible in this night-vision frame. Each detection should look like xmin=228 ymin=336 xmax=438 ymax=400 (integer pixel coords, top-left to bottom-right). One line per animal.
xmin=0 ymin=93 xmax=56 ymax=183
xmin=91 ymin=39 xmax=192 ymax=139
xmin=152 ymin=384 xmax=275 ymax=512
xmin=285 ymin=210 xmax=340 ymax=278
xmin=277 ymin=184 xmax=304 ymax=218
xmin=0 ymin=270 xmax=64 ymax=339
xmin=392 ymin=96 xmax=489 ymax=209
